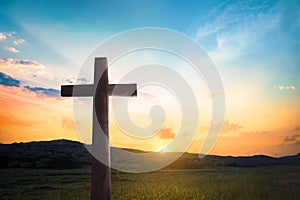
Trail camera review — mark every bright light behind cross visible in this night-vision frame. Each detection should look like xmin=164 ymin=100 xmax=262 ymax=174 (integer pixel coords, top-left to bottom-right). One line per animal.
xmin=72 ymin=28 xmax=225 ymax=173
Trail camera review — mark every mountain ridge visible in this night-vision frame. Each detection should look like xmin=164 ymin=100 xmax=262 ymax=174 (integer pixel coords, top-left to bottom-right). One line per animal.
xmin=0 ymin=139 xmax=299 ymax=169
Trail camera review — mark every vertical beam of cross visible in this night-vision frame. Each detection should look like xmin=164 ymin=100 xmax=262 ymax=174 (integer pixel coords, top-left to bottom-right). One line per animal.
xmin=61 ymin=57 xmax=137 ymax=200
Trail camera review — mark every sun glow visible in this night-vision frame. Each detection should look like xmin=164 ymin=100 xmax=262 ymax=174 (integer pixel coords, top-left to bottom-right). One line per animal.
xmin=157 ymin=147 xmax=168 ymax=153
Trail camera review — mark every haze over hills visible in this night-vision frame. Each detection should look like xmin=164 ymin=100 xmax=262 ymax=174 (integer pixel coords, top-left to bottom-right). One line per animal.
xmin=0 ymin=139 xmax=299 ymax=169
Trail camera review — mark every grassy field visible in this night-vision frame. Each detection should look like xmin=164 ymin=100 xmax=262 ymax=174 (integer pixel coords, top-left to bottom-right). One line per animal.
xmin=0 ymin=166 xmax=299 ymax=200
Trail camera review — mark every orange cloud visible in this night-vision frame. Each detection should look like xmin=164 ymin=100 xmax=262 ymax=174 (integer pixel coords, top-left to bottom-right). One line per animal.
xmin=284 ymin=134 xmax=299 ymax=142
xmin=158 ymin=128 xmax=175 ymax=139
xmin=222 ymin=121 xmax=242 ymax=133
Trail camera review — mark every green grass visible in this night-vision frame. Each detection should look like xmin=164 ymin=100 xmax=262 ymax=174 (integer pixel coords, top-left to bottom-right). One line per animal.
xmin=0 ymin=166 xmax=299 ymax=199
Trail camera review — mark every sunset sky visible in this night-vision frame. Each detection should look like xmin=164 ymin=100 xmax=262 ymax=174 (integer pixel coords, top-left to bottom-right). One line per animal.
xmin=0 ymin=0 xmax=299 ymax=157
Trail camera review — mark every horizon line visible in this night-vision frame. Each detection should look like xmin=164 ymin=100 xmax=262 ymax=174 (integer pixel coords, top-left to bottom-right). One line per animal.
xmin=1 ymin=138 xmax=299 ymax=159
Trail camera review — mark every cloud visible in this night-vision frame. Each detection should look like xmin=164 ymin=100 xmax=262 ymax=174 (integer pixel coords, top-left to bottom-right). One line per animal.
xmin=201 ymin=121 xmax=243 ymax=137
xmin=0 ymin=32 xmax=15 ymax=40
xmin=64 ymin=75 xmax=89 ymax=84
xmin=238 ymin=126 xmax=300 ymax=149
xmin=0 ymin=32 xmax=25 ymax=45
xmin=4 ymin=47 xmax=19 ymax=53
xmin=64 ymin=75 xmax=76 ymax=83
xmin=0 ymin=72 xmax=20 ymax=87
xmin=0 ymin=71 xmax=59 ymax=97
xmin=274 ymin=85 xmax=296 ymax=90
xmin=284 ymin=134 xmax=299 ymax=142
xmin=6 ymin=32 xmax=15 ymax=37
xmin=1 ymin=32 xmax=26 ymax=54
xmin=0 ymin=58 xmax=52 ymax=82
xmin=222 ymin=121 xmax=242 ymax=133
xmin=13 ymin=38 xmax=26 ymax=45
xmin=194 ymin=1 xmax=280 ymax=62
xmin=76 ymin=77 xmax=89 ymax=83
xmin=0 ymin=58 xmax=45 ymax=69
xmin=205 ymin=125 xmax=300 ymax=156
xmin=158 ymin=128 xmax=176 ymax=139
xmin=0 ymin=32 xmax=6 ymax=41
xmin=283 ymin=130 xmax=300 ymax=146
xmin=24 ymin=86 xmax=60 ymax=97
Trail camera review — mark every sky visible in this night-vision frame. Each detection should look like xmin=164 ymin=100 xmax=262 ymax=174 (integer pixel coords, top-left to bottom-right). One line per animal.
xmin=0 ymin=0 xmax=299 ymax=157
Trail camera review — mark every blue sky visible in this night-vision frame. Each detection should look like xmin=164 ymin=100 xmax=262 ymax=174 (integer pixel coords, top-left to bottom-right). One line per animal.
xmin=0 ymin=0 xmax=299 ymax=156
xmin=0 ymin=0 xmax=299 ymax=86
xmin=1 ymin=0 xmax=297 ymax=111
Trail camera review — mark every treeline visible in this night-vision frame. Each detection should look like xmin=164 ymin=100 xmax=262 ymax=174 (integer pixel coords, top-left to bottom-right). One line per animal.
xmin=0 ymin=140 xmax=299 ymax=169
xmin=0 ymin=140 xmax=91 ymax=169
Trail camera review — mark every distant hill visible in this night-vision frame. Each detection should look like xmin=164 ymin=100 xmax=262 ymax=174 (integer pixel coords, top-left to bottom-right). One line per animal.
xmin=0 ymin=140 xmax=90 ymax=169
xmin=0 ymin=139 xmax=299 ymax=169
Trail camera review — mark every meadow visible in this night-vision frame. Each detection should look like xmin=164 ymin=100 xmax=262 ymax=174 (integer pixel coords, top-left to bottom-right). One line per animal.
xmin=0 ymin=166 xmax=299 ymax=200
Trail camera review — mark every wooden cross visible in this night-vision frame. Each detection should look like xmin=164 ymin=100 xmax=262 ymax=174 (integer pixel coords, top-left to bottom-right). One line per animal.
xmin=61 ymin=57 xmax=137 ymax=200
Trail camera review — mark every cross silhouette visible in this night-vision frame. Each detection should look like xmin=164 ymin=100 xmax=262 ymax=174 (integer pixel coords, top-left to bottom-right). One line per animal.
xmin=61 ymin=57 xmax=137 ymax=200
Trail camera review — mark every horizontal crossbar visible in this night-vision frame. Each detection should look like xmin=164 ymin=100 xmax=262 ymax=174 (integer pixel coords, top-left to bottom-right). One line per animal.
xmin=61 ymin=84 xmax=137 ymax=97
